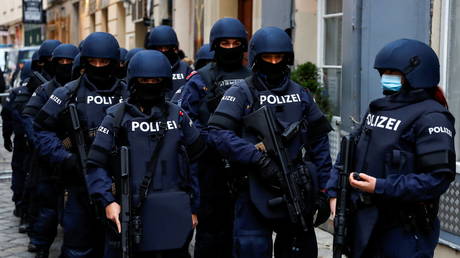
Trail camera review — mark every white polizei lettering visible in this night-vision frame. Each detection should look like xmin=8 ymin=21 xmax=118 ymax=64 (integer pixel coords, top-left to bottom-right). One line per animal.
xmin=386 ymin=118 xmax=396 ymax=130
xmin=366 ymin=114 xmax=402 ymax=131
xmin=293 ymin=94 xmax=301 ymax=102
xmin=140 ymin=122 xmax=150 ymax=132
xmin=131 ymin=121 xmax=180 ymax=132
xmin=376 ymin=116 xmax=388 ymax=128
xmin=173 ymin=74 xmax=185 ymax=80
xmin=259 ymin=95 xmax=267 ymax=105
xmin=393 ymin=120 xmax=401 ymax=131
xmin=428 ymin=126 xmax=452 ymax=137
xmin=132 ymin=121 xmax=140 ymax=131
xmin=284 ymin=95 xmax=292 ymax=103
xmin=366 ymin=114 xmax=372 ymax=126
xmin=50 ymin=95 xmax=62 ymax=105
xmin=97 ymin=126 xmax=110 ymax=135
xmin=87 ymin=96 xmax=94 ymax=104
xmin=167 ymin=121 xmax=174 ymax=130
xmin=87 ymin=96 xmax=117 ymax=105
xmin=260 ymin=94 xmax=302 ymax=105
xmin=222 ymin=95 xmax=236 ymax=102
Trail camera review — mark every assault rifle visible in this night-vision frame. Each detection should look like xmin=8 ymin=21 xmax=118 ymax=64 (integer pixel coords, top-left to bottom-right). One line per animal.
xmin=333 ymin=135 xmax=356 ymax=258
xmin=243 ymin=105 xmax=311 ymax=231
xmin=68 ymin=103 xmax=94 ymax=205
xmin=120 ymin=146 xmax=132 ymax=258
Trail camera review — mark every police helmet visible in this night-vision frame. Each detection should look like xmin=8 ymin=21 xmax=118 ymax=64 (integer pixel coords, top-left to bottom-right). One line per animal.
xmin=195 ymin=44 xmax=214 ymax=62
xmin=38 ymin=40 xmax=62 ymax=59
xmin=127 ymin=50 xmax=172 ymax=89
xmin=374 ymin=38 xmax=439 ymax=89
xmin=20 ymin=60 xmax=32 ymax=81
xmin=80 ymin=32 xmax=120 ymax=61
xmin=210 ymin=18 xmax=248 ymax=51
xmin=52 ymin=44 xmax=79 ymax=61
xmin=145 ymin=26 xmax=179 ymax=49
xmin=119 ymin=48 xmax=128 ymax=62
xmin=248 ymin=26 xmax=294 ymax=67
xmin=125 ymin=48 xmax=143 ymax=64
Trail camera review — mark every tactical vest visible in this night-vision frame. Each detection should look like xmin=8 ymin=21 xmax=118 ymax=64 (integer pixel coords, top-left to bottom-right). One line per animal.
xmin=234 ymin=77 xmax=321 ymax=220
xmin=110 ymin=102 xmax=192 ymax=251
xmin=63 ymin=77 xmax=128 ymax=143
xmin=239 ymin=77 xmax=310 ymax=161
xmin=354 ymin=98 xmax=449 ymax=179
xmin=169 ymin=61 xmax=191 ymax=100
xmin=197 ymin=62 xmax=251 ymax=124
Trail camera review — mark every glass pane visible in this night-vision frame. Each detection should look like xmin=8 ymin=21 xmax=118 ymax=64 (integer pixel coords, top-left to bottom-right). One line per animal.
xmin=447 ymin=0 xmax=460 ymax=160
xmin=326 ymin=0 xmax=343 ymax=14
xmin=324 ymin=17 xmax=342 ymax=65
xmin=323 ymin=68 xmax=341 ymax=116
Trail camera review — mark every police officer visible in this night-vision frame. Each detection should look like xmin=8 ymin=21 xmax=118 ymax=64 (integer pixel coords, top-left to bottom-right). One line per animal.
xmin=170 ymin=43 xmax=214 ymax=105
xmin=145 ymin=25 xmax=193 ymax=99
xmin=1 ymin=60 xmax=35 ymax=233
xmin=36 ymin=40 xmax=62 ymax=81
xmin=86 ymin=50 xmax=205 ymax=257
xmin=327 ymin=39 xmax=456 ymax=258
xmin=22 ymin=43 xmax=79 ymax=258
xmin=180 ymin=18 xmax=252 ymax=258
xmin=207 ymin=26 xmax=332 ymax=258
xmin=33 ymin=32 xmax=129 ymax=257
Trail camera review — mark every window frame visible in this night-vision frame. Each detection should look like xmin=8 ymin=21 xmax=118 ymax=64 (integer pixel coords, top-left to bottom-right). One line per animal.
xmin=317 ymin=0 xmax=343 ymax=116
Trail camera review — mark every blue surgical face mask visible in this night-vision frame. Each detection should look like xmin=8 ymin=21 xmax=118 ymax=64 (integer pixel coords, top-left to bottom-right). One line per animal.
xmin=381 ymin=74 xmax=402 ymax=92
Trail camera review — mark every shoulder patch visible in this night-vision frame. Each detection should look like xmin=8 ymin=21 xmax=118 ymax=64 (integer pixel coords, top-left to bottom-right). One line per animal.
xmin=186 ymin=71 xmax=198 ymax=80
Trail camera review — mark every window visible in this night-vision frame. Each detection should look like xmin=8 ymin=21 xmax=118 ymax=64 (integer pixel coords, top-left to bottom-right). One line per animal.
xmin=444 ymin=0 xmax=460 ymax=163
xmin=317 ymin=0 xmax=343 ymax=116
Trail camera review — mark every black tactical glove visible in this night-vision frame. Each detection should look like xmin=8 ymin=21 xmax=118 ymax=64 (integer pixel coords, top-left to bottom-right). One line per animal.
xmin=313 ymin=191 xmax=331 ymax=227
xmin=256 ymin=153 xmax=281 ymax=185
xmin=4 ymin=137 xmax=12 ymax=152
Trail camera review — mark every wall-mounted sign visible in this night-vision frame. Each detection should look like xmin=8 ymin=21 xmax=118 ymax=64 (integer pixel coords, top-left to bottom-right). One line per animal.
xmin=23 ymin=0 xmax=44 ymax=24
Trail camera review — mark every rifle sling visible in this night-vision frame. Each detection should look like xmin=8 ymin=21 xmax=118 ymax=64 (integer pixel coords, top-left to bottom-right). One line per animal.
xmin=134 ymin=112 xmax=169 ymax=215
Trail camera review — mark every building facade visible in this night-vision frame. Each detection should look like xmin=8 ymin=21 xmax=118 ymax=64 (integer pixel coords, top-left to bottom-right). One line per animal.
xmin=0 ymin=0 xmax=25 ymax=46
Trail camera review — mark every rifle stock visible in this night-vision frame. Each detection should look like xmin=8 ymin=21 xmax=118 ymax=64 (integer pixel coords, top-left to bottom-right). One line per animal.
xmin=333 ymin=135 xmax=356 ymax=258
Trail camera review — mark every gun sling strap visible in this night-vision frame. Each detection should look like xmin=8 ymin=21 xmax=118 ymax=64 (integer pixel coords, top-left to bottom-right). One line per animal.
xmin=134 ymin=107 xmax=170 ymax=216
